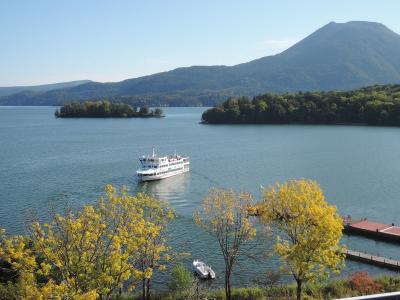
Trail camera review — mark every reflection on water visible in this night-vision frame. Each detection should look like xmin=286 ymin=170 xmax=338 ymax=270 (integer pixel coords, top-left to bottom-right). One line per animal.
xmin=135 ymin=173 xmax=191 ymax=208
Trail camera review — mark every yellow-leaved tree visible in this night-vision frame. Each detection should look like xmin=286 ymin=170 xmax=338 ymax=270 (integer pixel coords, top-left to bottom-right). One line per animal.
xmin=1 ymin=185 xmax=174 ymax=300
xmin=194 ymin=188 xmax=256 ymax=300
xmin=260 ymin=179 xmax=345 ymax=300
xmin=134 ymin=193 xmax=174 ymax=300
xmin=31 ymin=185 xmax=153 ymax=299
xmin=0 ymin=229 xmax=73 ymax=300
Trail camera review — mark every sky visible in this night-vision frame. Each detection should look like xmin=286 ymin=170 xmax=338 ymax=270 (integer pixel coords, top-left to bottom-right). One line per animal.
xmin=1 ymin=0 xmax=400 ymax=86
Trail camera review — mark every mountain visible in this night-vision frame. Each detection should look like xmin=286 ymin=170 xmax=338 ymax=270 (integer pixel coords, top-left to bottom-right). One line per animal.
xmin=232 ymin=21 xmax=400 ymax=92
xmin=1 ymin=21 xmax=400 ymax=106
xmin=0 ymin=80 xmax=91 ymax=97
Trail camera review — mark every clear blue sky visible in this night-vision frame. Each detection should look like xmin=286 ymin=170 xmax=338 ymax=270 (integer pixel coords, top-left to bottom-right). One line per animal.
xmin=1 ymin=0 xmax=399 ymax=86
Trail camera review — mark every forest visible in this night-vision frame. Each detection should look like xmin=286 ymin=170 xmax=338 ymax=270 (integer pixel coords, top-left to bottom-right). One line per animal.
xmin=55 ymin=100 xmax=164 ymax=118
xmin=201 ymin=84 xmax=400 ymax=126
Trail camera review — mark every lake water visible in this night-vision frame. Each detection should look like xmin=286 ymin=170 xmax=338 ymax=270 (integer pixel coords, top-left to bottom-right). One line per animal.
xmin=1 ymin=106 xmax=400 ymax=289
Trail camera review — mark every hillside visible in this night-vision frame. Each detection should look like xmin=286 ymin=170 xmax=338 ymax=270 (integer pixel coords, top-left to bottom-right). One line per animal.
xmin=0 ymin=80 xmax=91 ymax=97
xmin=1 ymin=21 xmax=400 ymax=106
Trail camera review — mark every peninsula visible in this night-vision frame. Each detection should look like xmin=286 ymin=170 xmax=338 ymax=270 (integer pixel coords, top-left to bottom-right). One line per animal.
xmin=55 ymin=101 xmax=164 ymax=118
xmin=201 ymin=84 xmax=400 ymax=126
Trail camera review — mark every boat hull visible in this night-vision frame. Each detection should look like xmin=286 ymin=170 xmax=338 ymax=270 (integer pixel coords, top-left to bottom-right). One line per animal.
xmin=138 ymin=167 xmax=189 ymax=182
xmin=193 ymin=260 xmax=215 ymax=279
xmin=194 ymin=269 xmax=209 ymax=279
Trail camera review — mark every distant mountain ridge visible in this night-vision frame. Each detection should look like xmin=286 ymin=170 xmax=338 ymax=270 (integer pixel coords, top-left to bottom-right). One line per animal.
xmin=0 ymin=80 xmax=91 ymax=97
xmin=1 ymin=21 xmax=400 ymax=106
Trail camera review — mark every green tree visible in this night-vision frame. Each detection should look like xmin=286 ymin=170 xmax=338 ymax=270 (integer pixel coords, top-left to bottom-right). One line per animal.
xmin=154 ymin=108 xmax=164 ymax=116
xmin=55 ymin=101 xmax=142 ymax=118
xmin=201 ymin=84 xmax=400 ymax=126
xmin=168 ymin=264 xmax=195 ymax=298
xmin=139 ymin=106 xmax=150 ymax=116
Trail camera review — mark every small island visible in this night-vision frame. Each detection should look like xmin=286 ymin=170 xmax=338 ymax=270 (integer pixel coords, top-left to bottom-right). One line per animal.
xmin=202 ymin=84 xmax=400 ymax=126
xmin=55 ymin=100 xmax=164 ymax=118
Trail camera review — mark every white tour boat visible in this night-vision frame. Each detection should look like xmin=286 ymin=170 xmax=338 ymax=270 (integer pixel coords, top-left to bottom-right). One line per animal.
xmin=193 ymin=260 xmax=216 ymax=279
xmin=137 ymin=149 xmax=190 ymax=181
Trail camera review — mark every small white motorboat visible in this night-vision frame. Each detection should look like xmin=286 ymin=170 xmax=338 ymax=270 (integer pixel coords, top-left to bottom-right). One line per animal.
xmin=193 ymin=260 xmax=216 ymax=279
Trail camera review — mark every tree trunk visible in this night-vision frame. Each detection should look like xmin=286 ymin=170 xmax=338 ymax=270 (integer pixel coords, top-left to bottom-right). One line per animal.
xmin=142 ymin=278 xmax=146 ymax=300
xmin=224 ymin=273 xmax=228 ymax=300
xmin=296 ymin=278 xmax=302 ymax=300
xmin=146 ymin=278 xmax=151 ymax=300
xmin=225 ymin=271 xmax=232 ymax=300
xmin=227 ymin=278 xmax=232 ymax=300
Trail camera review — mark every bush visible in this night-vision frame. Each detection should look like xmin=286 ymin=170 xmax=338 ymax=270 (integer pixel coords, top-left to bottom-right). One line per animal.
xmin=374 ymin=275 xmax=400 ymax=293
xmin=265 ymin=284 xmax=295 ymax=299
xmin=303 ymin=283 xmax=324 ymax=299
xmin=168 ymin=264 xmax=194 ymax=298
xmin=209 ymin=287 xmax=266 ymax=300
xmin=0 ymin=282 xmax=21 ymax=300
xmin=322 ymin=279 xmax=352 ymax=299
xmin=349 ymin=272 xmax=382 ymax=295
xmin=231 ymin=287 xmax=265 ymax=300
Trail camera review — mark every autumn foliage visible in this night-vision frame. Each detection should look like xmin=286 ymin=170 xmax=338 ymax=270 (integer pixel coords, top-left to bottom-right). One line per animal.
xmin=349 ymin=272 xmax=382 ymax=295
xmin=194 ymin=188 xmax=257 ymax=300
xmin=0 ymin=185 xmax=174 ymax=300
xmin=0 ymin=179 xmax=351 ymax=300
xmin=260 ymin=179 xmax=345 ymax=300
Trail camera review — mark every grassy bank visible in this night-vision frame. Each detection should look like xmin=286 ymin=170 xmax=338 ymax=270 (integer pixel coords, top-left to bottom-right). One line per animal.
xmin=110 ymin=273 xmax=400 ymax=300
xmin=2 ymin=270 xmax=400 ymax=299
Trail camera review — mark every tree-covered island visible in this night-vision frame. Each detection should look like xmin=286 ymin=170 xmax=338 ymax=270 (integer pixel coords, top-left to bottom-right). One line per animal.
xmin=55 ymin=100 xmax=164 ymax=118
xmin=202 ymin=84 xmax=400 ymax=126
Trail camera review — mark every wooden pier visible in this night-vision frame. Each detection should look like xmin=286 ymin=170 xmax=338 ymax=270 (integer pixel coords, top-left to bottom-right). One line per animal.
xmin=343 ymin=249 xmax=400 ymax=271
xmin=343 ymin=217 xmax=400 ymax=243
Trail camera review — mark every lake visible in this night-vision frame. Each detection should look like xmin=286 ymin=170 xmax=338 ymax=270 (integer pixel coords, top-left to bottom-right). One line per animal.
xmin=1 ymin=106 xmax=400 ymax=289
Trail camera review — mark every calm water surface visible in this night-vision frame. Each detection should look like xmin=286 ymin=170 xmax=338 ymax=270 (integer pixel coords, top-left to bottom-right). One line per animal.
xmin=1 ymin=106 xmax=400 ymax=288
